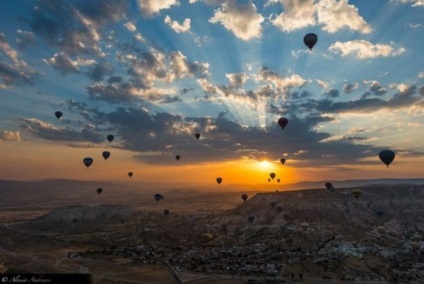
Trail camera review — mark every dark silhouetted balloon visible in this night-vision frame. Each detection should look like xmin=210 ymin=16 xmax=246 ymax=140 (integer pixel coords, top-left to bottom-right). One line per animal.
xmin=268 ymin=178 xmax=271 ymax=182
xmin=277 ymin=205 xmax=283 ymax=213
xmin=278 ymin=118 xmax=288 ymax=129
xmin=195 ymin=133 xmax=200 ymax=140
xmin=351 ymin=188 xmax=362 ymax=199
xmin=154 ymin=194 xmax=162 ymax=202
xmin=83 ymin=157 xmax=93 ymax=168
xmin=270 ymin=201 xmax=276 ymax=208
xmin=164 ymin=209 xmax=170 ymax=215
xmin=128 ymin=172 xmax=133 ymax=178
xmin=176 ymin=155 xmax=181 ymax=161
xmin=107 ymin=134 xmax=114 ymax=142
xmin=241 ymin=193 xmax=248 ymax=202
xmin=97 ymin=188 xmax=102 ymax=194
xmin=379 ymin=150 xmax=395 ymax=167
xmin=248 ymin=215 xmax=255 ymax=223
xmin=216 ymin=177 xmax=222 ymax=185
xmin=102 ymin=151 xmax=110 ymax=160
xmin=277 ymin=179 xmax=280 ymax=183
xmin=304 ymin=33 xmax=318 ymax=50
xmin=280 ymin=158 xmax=286 ymax=165
xmin=325 ymin=182 xmax=332 ymax=190
xmin=270 ymin=173 xmax=276 ymax=180
xmin=55 ymin=111 xmax=63 ymax=119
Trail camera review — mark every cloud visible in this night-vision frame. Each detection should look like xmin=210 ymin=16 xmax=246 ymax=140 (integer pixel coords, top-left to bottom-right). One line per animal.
xmin=324 ymin=88 xmax=340 ymax=98
xmin=18 ymin=118 xmax=104 ymax=143
xmin=305 ymin=85 xmax=423 ymax=114
xmin=137 ymin=0 xmax=180 ymax=17
xmin=271 ymin=0 xmax=316 ymax=32
xmin=43 ymin=52 xmax=96 ymax=75
xmin=0 ymin=130 xmax=21 ymax=141
xmin=164 ymin=15 xmax=191 ymax=33
xmin=15 ymin=30 xmax=35 ymax=49
xmin=390 ymin=0 xmax=424 ymax=7
xmin=124 ymin=22 xmax=137 ymax=32
xmin=0 ymin=61 xmax=40 ymax=86
xmin=343 ymin=82 xmax=359 ymax=93
xmin=316 ymin=79 xmax=330 ymax=89
xmin=85 ymin=61 xmax=114 ymax=81
xmin=209 ymin=1 xmax=264 ymax=41
xmin=408 ymin=23 xmax=421 ymax=28
xmin=226 ymin=73 xmax=248 ymax=88
xmin=30 ymin=0 xmax=129 ymax=56
xmin=258 ymin=67 xmax=307 ymax=95
xmin=0 ymin=33 xmax=19 ymax=63
xmin=361 ymin=80 xmax=386 ymax=98
xmin=329 ymin=40 xmax=406 ymax=59
xmin=418 ymin=72 xmax=424 ymax=78
xmin=271 ymin=0 xmax=371 ymax=34
xmin=73 ymin=106 xmax=376 ymax=166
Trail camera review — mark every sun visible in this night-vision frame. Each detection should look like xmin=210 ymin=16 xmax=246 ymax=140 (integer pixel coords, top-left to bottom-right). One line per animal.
xmin=258 ymin=160 xmax=273 ymax=171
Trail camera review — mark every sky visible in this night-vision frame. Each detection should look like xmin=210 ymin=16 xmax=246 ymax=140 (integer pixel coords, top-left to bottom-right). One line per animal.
xmin=0 ymin=0 xmax=423 ymax=186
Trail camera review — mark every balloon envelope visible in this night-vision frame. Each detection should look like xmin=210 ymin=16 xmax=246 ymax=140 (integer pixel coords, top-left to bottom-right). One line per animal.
xmin=83 ymin=157 xmax=93 ymax=168
xmin=277 ymin=179 xmax=280 ymax=183
xmin=325 ymin=182 xmax=332 ymax=190
xmin=270 ymin=173 xmax=276 ymax=179
xmin=216 ymin=177 xmax=222 ymax=185
xmin=195 ymin=133 xmax=200 ymax=140
xmin=107 ymin=134 xmax=114 ymax=142
xmin=280 ymin=158 xmax=286 ymax=165
xmin=97 ymin=188 xmax=102 ymax=194
xmin=248 ymin=215 xmax=255 ymax=223
xmin=241 ymin=194 xmax=248 ymax=202
xmin=102 ymin=151 xmax=110 ymax=160
xmin=176 ymin=155 xmax=181 ymax=161
xmin=154 ymin=194 xmax=162 ymax=202
xmin=379 ymin=150 xmax=395 ymax=167
xmin=278 ymin=118 xmax=288 ymax=129
xmin=351 ymin=188 xmax=362 ymax=199
xmin=164 ymin=209 xmax=170 ymax=215
xmin=128 ymin=172 xmax=133 ymax=178
xmin=54 ymin=111 xmax=63 ymax=119
xmin=303 ymin=33 xmax=318 ymax=50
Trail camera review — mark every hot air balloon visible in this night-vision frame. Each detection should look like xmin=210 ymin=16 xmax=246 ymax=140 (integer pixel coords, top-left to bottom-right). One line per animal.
xmin=280 ymin=158 xmax=286 ymax=165
xmin=379 ymin=150 xmax=395 ymax=167
xmin=96 ymin=188 xmax=102 ymax=194
xmin=102 ymin=151 xmax=110 ymax=160
xmin=278 ymin=118 xmax=288 ymax=129
xmin=195 ymin=133 xmax=200 ymax=140
xmin=277 ymin=179 xmax=280 ymax=183
xmin=351 ymin=188 xmax=362 ymax=199
xmin=176 ymin=155 xmax=181 ymax=161
xmin=268 ymin=179 xmax=271 ymax=182
xmin=216 ymin=177 xmax=222 ymax=185
xmin=83 ymin=157 xmax=93 ymax=168
xmin=241 ymin=194 xmax=248 ymax=202
xmin=154 ymin=194 xmax=162 ymax=202
xmin=248 ymin=215 xmax=255 ymax=223
xmin=128 ymin=172 xmax=133 ymax=178
xmin=55 ymin=111 xmax=63 ymax=119
xmin=270 ymin=173 xmax=276 ymax=180
xmin=374 ymin=207 xmax=385 ymax=218
xmin=270 ymin=201 xmax=276 ymax=208
xmin=164 ymin=209 xmax=170 ymax=215
xmin=301 ymin=222 xmax=309 ymax=231
xmin=325 ymin=182 xmax=332 ymax=190
xmin=277 ymin=205 xmax=283 ymax=213
xmin=377 ymin=226 xmax=385 ymax=234
xmin=303 ymin=33 xmax=318 ymax=50
xmin=107 ymin=134 xmax=114 ymax=143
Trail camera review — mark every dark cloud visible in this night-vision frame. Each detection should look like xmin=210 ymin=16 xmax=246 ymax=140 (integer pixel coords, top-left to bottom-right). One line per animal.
xmin=0 ymin=61 xmax=39 ymax=85
xmin=86 ymin=82 xmax=134 ymax=103
xmin=303 ymin=85 xmax=422 ymax=114
xmin=85 ymin=61 xmax=114 ymax=81
xmin=18 ymin=118 xmax=103 ymax=143
xmin=324 ymin=88 xmax=340 ymax=98
xmin=43 ymin=52 xmax=81 ymax=75
xmin=161 ymin=96 xmax=182 ymax=104
xmin=343 ymin=82 xmax=358 ymax=93
xmin=107 ymin=76 xmax=123 ymax=84
xmin=16 ymin=30 xmax=35 ymax=49
xmin=361 ymin=81 xmax=386 ymax=98
xmin=29 ymin=0 xmax=129 ymax=56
